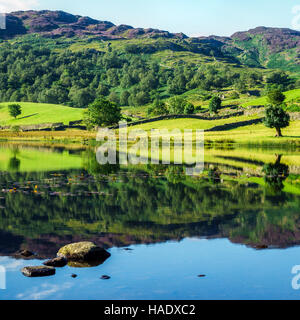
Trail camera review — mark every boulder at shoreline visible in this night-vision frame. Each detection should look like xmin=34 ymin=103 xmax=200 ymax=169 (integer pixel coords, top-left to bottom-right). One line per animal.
xmin=57 ymin=242 xmax=111 ymax=263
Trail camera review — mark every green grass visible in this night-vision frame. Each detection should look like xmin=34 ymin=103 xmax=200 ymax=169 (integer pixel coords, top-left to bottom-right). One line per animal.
xmin=204 ymin=121 xmax=300 ymax=145
xmin=242 ymin=88 xmax=300 ymax=107
xmin=128 ymin=115 xmax=260 ymax=132
xmin=0 ymin=102 xmax=84 ymax=126
xmin=124 ymin=116 xmax=300 ymax=147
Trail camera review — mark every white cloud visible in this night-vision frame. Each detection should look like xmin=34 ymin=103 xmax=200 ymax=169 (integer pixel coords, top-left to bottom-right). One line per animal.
xmin=0 ymin=257 xmax=24 ymax=271
xmin=0 ymin=0 xmax=39 ymax=13
xmin=17 ymin=282 xmax=73 ymax=300
xmin=292 ymin=5 xmax=300 ymax=31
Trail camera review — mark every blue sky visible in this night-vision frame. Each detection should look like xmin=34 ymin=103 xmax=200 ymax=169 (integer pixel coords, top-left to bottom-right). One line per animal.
xmin=3 ymin=0 xmax=300 ymax=36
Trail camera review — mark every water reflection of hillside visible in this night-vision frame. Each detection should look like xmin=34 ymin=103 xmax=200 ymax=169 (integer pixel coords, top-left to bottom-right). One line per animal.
xmin=0 ymin=144 xmax=300 ymax=259
xmin=0 ymin=167 xmax=299 ymax=258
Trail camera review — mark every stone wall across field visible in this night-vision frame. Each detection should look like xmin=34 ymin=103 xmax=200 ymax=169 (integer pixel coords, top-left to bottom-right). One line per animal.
xmin=290 ymin=112 xmax=300 ymax=121
xmin=109 ymin=112 xmax=245 ymax=129
xmin=205 ymin=118 xmax=264 ymax=132
xmin=0 ymin=121 xmax=87 ymax=131
xmin=0 ymin=110 xmax=297 ymax=132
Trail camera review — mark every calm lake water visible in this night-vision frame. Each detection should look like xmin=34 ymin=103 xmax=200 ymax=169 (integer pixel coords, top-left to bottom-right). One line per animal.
xmin=0 ymin=142 xmax=300 ymax=300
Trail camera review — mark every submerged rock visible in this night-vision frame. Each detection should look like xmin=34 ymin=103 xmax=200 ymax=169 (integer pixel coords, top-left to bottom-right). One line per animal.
xmin=20 ymin=250 xmax=34 ymax=257
xmin=101 ymin=275 xmax=111 ymax=280
xmin=67 ymin=260 xmax=103 ymax=268
xmin=71 ymin=274 xmax=78 ymax=278
xmin=255 ymin=245 xmax=268 ymax=249
xmin=43 ymin=257 xmax=68 ymax=267
xmin=22 ymin=266 xmax=55 ymax=277
xmin=57 ymin=242 xmax=110 ymax=262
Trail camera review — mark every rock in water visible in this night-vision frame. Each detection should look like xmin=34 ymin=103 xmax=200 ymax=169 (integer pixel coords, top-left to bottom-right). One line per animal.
xmin=43 ymin=257 xmax=68 ymax=267
xmin=20 ymin=250 xmax=34 ymax=257
xmin=57 ymin=242 xmax=111 ymax=262
xmin=22 ymin=266 xmax=55 ymax=277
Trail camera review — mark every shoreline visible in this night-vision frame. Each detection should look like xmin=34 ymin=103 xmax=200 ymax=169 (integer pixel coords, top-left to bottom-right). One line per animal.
xmin=0 ymin=128 xmax=300 ymax=147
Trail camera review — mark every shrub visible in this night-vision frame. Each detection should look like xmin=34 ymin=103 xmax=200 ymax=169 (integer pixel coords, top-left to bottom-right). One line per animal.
xmin=11 ymin=125 xmax=20 ymax=133
xmin=228 ymin=91 xmax=240 ymax=99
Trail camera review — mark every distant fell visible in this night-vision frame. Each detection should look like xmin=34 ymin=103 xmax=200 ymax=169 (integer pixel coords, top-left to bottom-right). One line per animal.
xmin=0 ymin=10 xmax=299 ymax=72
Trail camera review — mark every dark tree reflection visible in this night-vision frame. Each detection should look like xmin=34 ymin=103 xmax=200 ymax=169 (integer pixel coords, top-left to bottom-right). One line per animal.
xmin=263 ymin=155 xmax=289 ymax=195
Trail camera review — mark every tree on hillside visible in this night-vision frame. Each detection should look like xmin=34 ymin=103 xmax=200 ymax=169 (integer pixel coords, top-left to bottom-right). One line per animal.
xmin=120 ymin=90 xmax=130 ymax=106
xmin=96 ymin=84 xmax=110 ymax=97
xmin=209 ymin=96 xmax=221 ymax=114
xmin=8 ymin=104 xmax=22 ymax=119
xmin=128 ymin=90 xmax=150 ymax=107
xmin=108 ymin=91 xmax=120 ymax=105
xmin=264 ymin=105 xmax=290 ymax=137
xmin=83 ymin=97 xmax=121 ymax=129
xmin=267 ymin=89 xmax=286 ymax=105
xmin=147 ymin=98 xmax=169 ymax=116
xmin=68 ymin=87 xmax=95 ymax=108
xmin=184 ymin=102 xmax=195 ymax=115
xmin=266 ymin=71 xmax=291 ymax=89
xmin=234 ymin=79 xmax=247 ymax=94
xmin=167 ymin=96 xmax=191 ymax=115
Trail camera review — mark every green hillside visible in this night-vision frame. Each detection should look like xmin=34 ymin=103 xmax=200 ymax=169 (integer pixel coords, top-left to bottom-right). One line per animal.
xmin=0 ymin=102 xmax=84 ymax=126
xmin=0 ymin=10 xmax=299 ymax=140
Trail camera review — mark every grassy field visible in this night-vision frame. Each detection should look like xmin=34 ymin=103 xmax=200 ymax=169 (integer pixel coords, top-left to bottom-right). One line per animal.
xmin=128 ymin=115 xmax=260 ymax=132
xmin=0 ymin=102 xmax=84 ymax=126
xmin=1 ymin=118 xmax=299 ymax=146
xmin=124 ymin=117 xmax=300 ymax=148
xmin=0 ymin=88 xmax=299 ymax=146
xmin=205 ymin=120 xmax=300 ymax=143
xmin=242 ymin=88 xmax=300 ymax=107
xmin=0 ymin=89 xmax=299 ymax=127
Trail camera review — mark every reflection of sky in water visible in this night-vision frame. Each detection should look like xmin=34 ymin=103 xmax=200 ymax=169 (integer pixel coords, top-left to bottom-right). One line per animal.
xmin=1 ymin=238 xmax=300 ymax=300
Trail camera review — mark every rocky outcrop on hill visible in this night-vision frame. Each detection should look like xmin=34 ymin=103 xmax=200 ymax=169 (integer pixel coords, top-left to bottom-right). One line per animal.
xmin=231 ymin=26 xmax=300 ymax=53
